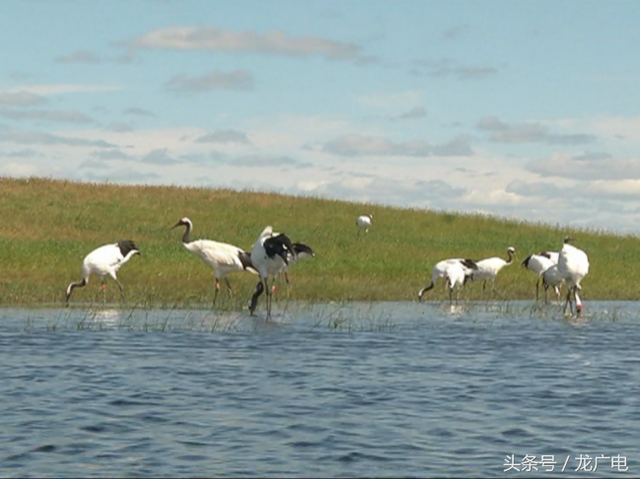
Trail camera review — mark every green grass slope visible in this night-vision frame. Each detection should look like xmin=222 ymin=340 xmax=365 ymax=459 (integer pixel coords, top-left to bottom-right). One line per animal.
xmin=1 ymin=176 xmax=638 ymax=307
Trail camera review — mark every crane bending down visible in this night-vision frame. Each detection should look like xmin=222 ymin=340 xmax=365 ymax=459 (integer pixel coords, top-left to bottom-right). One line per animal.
xmin=521 ymin=251 xmax=560 ymax=300
xmin=249 ymin=226 xmax=296 ymax=319
xmin=469 ymin=246 xmax=516 ymax=295
xmin=418 ymin=258 xmax=478 ymax=300
xmin=558 ymin=236 xmax=589 ymax=316
xmin=172 ymin=217 xmax=257 ymax=306
xmin=65 ymin=240 xmax=141 ymax=305
xmin=356 ymin=214 xmax=373 ymax=236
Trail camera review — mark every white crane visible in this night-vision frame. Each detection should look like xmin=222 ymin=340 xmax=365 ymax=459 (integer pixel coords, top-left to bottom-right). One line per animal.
xmin=469 ymin=246 xmax=516 ymax=295
xmin=356 ymin=214 xmax=373 ymax=236
xmin=249 ymin=225 xmax=296 ymax=319
xmin=541 ymin=264 xmax=563 ymax=303
xmin=558 ymin=236 xmax=589 ymax=316
xmin=65 ymin=240 xmax=141 ymax=305
xmin=418 ymin=258 xmax=478 ymax=300
xmin=171 ymin=217 xmax=257 ymax=306
xmin=521 ymin=251 xmax=560 ymax=300
xmin=442 ymin=261 xmax=468 ymax=303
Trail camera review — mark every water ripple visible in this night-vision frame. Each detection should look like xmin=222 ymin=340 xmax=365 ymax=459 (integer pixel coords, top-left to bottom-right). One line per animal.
xmin=1 ymin=301 xmax=640 ymax=477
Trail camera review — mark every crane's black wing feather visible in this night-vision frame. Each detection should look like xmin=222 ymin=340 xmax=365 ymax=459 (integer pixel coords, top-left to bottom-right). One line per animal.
xmin=264 ymin=233 xmax=296 ymax=265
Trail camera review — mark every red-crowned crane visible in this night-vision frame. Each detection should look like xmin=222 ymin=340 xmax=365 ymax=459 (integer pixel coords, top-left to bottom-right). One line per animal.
xmin=249 ymin=226 xmax=296 ymax=319
xmin=171 ymin=217 xmax=257 ymax=306
xmin=469 ymin=246 xmax=516 ymax=296
xmin=356 ymin=214 xmax=373 ymax=236
xmin=442 ymin=261 xmax=469 ymax=303
xmin=558 ymin=236 xmax=589 ymax=316
xmin=418 ymin=258 xmax=478 ymax=300
xmin=541 ymin=264 xmax=564 ymax=303
xmin=522 ymin=251 xmax=560 ymax=300
xmin=65 ymin=240 xmax=141 ymax=305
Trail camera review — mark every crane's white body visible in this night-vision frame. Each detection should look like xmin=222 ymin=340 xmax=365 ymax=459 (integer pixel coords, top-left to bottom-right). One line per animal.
xmin=172 ymin=217 xmax=256 ymax=305
xmin=442 ymin=261 xmax=467 ymax=302
xmin=249 ymin=225 xmax=296 ymax=319
xmin=522 ymin=251 xmax=560 ymax=300
xmin=558 ymin=238 xmax=589 ymax=315
xmin=65 ymin=240 xmax=140 ymax=304
xmin=356 ymin=214 xmax=373 ymax=235
xmin=541 ymin=264 xmax=563 ymax=302
xmin=183 ymin=239 xmax=253 ymax=279
xmin=251 ymin=226 xmax=286 ymax=282
xmin=469 ymin=247 xmax=516 ymax=294
xmin=418 ymin=258 xmax=477 ymax=299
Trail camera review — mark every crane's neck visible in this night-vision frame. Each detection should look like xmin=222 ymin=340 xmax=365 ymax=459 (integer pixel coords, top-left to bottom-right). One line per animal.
xmin=181 ymin=221 xmax=193 ymax=244
xmin=506 ymin=250 xmax=514 ymax=264
xmin=122 ymin=249 xmax=139 ymax=264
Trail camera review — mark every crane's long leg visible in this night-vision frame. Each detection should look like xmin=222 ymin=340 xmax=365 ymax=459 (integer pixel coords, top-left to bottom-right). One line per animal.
xmin=114 ymin=277 xmax=125 ymax=303
xmin=281 ymin=271 xmax=291 ymax=300
xmin=563 ymin=288 xmax=572 ymax=315
xmin=101 ymin=279 xmax=107 ymax=305
xmin=224 ymin=277 xmax=233 ymax=298
xmin=213 ymin=278 xmax=220 ymax=307
xmin=535 ymin=278 xmax=540 ymax=301
xmin=265 ymin=278 xmax=272 ymax=320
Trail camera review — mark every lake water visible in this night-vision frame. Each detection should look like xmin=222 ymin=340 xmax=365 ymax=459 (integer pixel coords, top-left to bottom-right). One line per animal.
xmin=1 ymin=300 xmax=640 ymax=478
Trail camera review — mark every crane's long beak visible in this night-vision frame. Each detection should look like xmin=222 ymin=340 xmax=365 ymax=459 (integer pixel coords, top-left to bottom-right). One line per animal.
xmin=171 ymin=221 xmax=182 ymax=230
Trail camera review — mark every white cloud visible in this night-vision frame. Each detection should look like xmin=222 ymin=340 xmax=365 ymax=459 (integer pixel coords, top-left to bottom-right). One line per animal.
xmin=0 ymin=129 xmax=115 ymax=148
xmin=413 ymin=59 xmax=499 ymax=80
xmin=320 ymin=133 xmax=473 ymax=157
xmin=55 ymin=50 xmax=102 ymax=64
xmin=195 ymin=129 xmax=251 ymax=144
xmin=0 ymin=162 xmax=40 ymax=177
xmin=526 ymin=152 xmax=640 ymax=180
xmin=477 ymin=116 xmax=596 ymax=145
xmin=393 ymin=106 xmax=427 ymax=120
xmin=131 ymin=26 xmax=364 ymax=61
xmin=165 ymin=70 xmax=254 ymax=92
xmin=0 ymin=108 xmax=94 ymax=123
xmin=7 ymin=84 xmax=123 ymax=96
xmin=0 ymin=91 xmax=47 ymax=106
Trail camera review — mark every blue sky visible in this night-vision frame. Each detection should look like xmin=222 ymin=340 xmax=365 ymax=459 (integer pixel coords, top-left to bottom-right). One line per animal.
xmin=2 ymin=0 xmax=640 ymax=233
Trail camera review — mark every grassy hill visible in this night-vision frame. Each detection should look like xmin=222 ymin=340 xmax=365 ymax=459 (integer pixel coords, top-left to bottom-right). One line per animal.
xmin=1 ymin=176 xmax=638 ymax=308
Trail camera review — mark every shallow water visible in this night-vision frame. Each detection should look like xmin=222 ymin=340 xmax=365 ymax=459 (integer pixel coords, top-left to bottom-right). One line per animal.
xmin=1 ymin=300 xmax=639 ymax=477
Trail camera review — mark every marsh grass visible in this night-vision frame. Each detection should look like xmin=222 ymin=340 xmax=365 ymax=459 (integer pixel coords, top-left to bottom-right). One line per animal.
xmin=2 ymin=176 xmax=640 ymax=308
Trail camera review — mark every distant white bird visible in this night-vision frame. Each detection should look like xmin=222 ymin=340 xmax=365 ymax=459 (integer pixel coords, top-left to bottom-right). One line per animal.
xmin=541 ymin=264 xmax=563 ymax=303
xmin=356 ymin=214 xmax=373 ymax=236
xmin=249 ymin=226 xmax=296 ymax=319
xmin=65 ymin=240 xmax=141 ymax=305
xmin=172 ymin=217 xmax=257 ymax=306
xmin=469 ymin=246 xmax=516 ymax=295
xmin=558 ymin=236 xmax=589 ymax=316
xmin=418 ymin=258 xmax=478 ymax=300
xmin=521 ymin=251 xmax=560 ymax=300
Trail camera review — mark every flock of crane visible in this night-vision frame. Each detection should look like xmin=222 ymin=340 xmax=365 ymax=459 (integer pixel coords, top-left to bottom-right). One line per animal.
xmin=417 ymin=238 xmax=590 ymax=316
xmin=64 ymin=212 xmax=590 ymax=318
